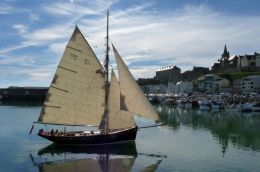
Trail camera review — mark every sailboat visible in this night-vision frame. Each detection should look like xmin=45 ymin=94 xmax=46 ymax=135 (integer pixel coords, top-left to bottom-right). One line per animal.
xmin=31 ymin=11 xmax=160 ymax=145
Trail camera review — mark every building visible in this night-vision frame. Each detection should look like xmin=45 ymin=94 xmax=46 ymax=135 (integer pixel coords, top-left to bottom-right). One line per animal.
xmin=240 ymin=75 xmax=260 ymax=95
xmin=181 ymin=66 xmax=210 ymax=81
xmin=237 ymin=53 xmax=260 ymax=71
xmin=196 ymin=74 xmax=230 ymax=93
xmin=155 ymin=65 xmax=181 ymax=84
xmin=175 ymin=81 xmax=193 ymax=94
xmin=233 ymin=79 xmax=242 ymax=94
xmin=141 ymin=84 xmax=168 ymax=94
xmin=212 ymin=45 xmax=260 ymax=72
xmin=211 ymin=45 xmax=240 ymax=72
xmin=220 ymin=44 xmax=230 ymax=68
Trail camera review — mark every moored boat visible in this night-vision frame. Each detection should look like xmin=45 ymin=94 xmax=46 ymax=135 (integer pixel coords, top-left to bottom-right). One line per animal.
xmin=242 ymin=103 xmax=253 ymax=112
xmin=211 ymin=101 xmax=220 ymax=110
xmin=198 ymin=99 xmax=210 ymax=110
xmin=30 ymin=11 xmax=161 ymax=145
xmin=252 ymin=102 xmax=260 ymax=112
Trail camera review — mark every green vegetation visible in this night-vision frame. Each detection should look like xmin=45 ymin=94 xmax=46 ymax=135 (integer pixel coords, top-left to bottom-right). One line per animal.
xmin=218 ymin=72 xmax=260 ymax=83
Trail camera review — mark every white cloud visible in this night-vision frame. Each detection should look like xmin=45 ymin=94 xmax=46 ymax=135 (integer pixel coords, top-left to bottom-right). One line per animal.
xmin=0 ymin=3 xmax=13 ymax=14
xmin=0 ymin=55 xmax=34 ymax=65
xmin=44 ymin=0 xmax=115 ymax=16
xmin=29 ymin=13 xmax=40 ymax=21
xmin=48 ymin=41 xmax=67 ymax=55
xmin=1 ymin=1 xmax=260 ymax=87
xmin=104 ymin=4 xmax=260 ymax=74
xmin=13 ymin=24 xmax=28 ymax=34
xmin=0 ymin=64 xmax=56 ymax=87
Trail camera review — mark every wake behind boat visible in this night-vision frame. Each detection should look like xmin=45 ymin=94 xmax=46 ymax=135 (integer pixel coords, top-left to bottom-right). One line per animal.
xmin=30 ymin=11 xmax=160 ymax=145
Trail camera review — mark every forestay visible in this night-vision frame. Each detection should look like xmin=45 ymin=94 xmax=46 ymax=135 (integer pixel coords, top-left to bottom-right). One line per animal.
xmin=38 ymin=27 xmax=105 ymax=126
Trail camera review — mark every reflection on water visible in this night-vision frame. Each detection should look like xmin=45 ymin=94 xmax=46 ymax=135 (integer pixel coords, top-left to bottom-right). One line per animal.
xmin=31 ymin=142 xmax=164 ymax=172
xmin=157 ymin=105 xmax=260 ymax=154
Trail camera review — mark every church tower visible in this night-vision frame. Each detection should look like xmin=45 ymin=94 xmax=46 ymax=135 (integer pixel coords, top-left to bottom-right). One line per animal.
xmin=220 ymin=44 xmax=230 ymax=62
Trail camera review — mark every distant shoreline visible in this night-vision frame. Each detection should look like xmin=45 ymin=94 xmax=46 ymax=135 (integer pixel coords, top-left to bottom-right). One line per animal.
xmin=0 ymin=86 xmax=48 ymax=101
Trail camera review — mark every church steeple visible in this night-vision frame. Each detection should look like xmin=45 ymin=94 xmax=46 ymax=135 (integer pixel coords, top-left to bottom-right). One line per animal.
xmin=221 ymin=44 xmax=230 ymax=61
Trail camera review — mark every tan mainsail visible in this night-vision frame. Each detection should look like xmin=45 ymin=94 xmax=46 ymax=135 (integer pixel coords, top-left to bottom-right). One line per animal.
xmin=112 ymin=45 xmax=159 ymax=121
xmin=38 ymin=27 xmax=105 ymax=126
xmin=108 ymin=70 xmax=135 ymax=130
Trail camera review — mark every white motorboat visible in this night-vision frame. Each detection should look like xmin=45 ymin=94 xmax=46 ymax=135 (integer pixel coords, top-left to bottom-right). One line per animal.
xmin=198 ymin=99 xmax=210 ymax=110
xmin=242 ymin=103 xmax=253 ymax=112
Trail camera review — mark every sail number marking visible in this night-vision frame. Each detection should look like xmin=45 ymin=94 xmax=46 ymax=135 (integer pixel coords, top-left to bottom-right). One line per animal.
xmin=84 ymin=58 xmax=91 ymax=65
xmin=70 ymin=53 xmax=77 ymax=61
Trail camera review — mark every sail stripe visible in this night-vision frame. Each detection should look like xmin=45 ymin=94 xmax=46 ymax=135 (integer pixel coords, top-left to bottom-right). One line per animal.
xmin=44 ymin=105 xmax=61 ymax=108
xmin=50 ymin=86 xmax=69 ymax=93
xmin=58 ymin=66 xmax=77 ymax=73
xmin=67 ymin=45 xmax=82 ymax=52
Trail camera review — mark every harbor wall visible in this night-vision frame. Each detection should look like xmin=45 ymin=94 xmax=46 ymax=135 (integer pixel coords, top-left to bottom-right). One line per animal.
xmin=0 ymin=86 xmax=48 ymax=101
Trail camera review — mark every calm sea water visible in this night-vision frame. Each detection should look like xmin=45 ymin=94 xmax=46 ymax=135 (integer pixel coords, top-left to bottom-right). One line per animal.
xmin=0 ymin=104 xmax=260 ymax=172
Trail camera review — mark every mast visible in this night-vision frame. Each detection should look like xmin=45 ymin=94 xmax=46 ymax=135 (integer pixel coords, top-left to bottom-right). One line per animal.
xmin=104 ymin=10 xmax=110 ymax=134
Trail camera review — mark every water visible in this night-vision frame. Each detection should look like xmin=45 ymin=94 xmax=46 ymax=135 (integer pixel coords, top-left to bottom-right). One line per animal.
xmin=0 ymin=104 xmax=260 ymax=172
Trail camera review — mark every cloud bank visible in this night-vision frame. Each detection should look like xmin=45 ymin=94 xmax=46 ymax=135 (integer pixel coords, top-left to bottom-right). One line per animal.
xmin=0 ymin=1 xmax=260 ymax=87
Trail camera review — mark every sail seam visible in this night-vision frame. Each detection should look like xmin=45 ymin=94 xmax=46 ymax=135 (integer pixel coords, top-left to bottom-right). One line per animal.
xmin=58 ymin=66 xmax=77 ymax=73
xmin=50 ymin=86 xmax=69 ymax=93
xmin=66 ymin=45 xmax=82 ymax=52
xmin=44 ymin=105 xmax=61 ymax=108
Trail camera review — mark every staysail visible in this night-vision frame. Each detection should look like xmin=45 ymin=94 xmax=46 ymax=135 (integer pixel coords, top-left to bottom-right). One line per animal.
xmin=107 ymin=70 xmax=135 ymax=130
xmin=112 ymin=45 xmax=159 ymax=121
xmin=38 ymin=26 xmax=105 ymax=126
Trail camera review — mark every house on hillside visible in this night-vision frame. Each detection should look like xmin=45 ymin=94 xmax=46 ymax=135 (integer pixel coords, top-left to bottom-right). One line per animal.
xmin=195 ymin=74 xmax=230 ymax=93
xmin=240 ymin=75 xmax=260 ymax=95
xmin=211 ymin=45 xmax=260 ymax=72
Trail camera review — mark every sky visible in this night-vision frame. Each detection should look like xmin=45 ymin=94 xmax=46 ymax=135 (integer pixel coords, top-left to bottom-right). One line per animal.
xmin=0 ymin=0 xmax=260 ymax=88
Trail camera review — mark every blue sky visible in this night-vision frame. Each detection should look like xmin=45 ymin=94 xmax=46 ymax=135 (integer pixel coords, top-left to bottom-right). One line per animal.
xmin=1 ymin=0 xmax=260 ymax=88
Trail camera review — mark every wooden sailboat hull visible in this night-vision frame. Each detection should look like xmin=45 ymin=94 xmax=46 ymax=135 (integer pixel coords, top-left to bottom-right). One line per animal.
xmin=38 ymin=127 xmax=138 ymax=145
xmin=38 ymin=142 xmax=137 ymax=156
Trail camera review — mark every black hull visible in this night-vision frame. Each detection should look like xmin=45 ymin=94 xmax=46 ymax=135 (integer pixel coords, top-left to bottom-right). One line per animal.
xmin=38 ymin=141 xmax=137 ymax=156
xmin=38 ymin=127 xmax=138 ymax=145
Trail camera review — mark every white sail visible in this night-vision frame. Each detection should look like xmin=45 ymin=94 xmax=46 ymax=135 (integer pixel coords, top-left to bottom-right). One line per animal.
xmin=108 ymin=70 xmax=135 ymax=130
xmin=113 ymin=45 xmax=159 ymax=121
xmin=38 ymin=27 xmax=105 ymax=126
